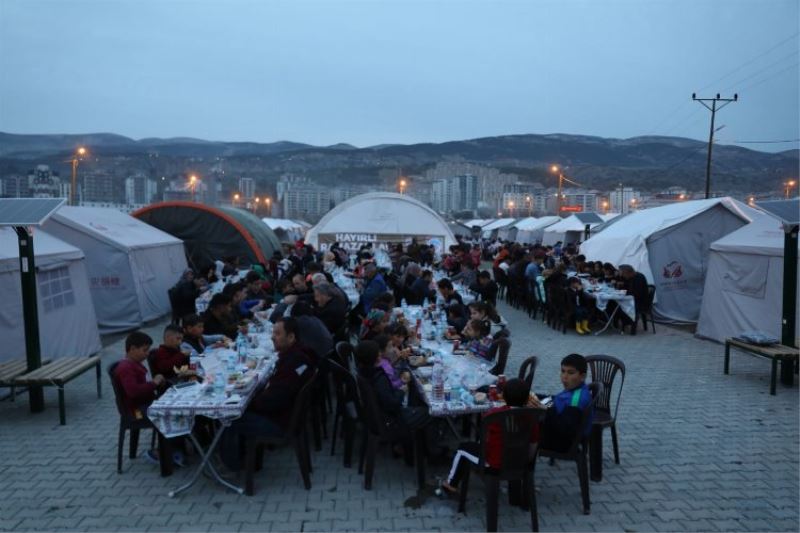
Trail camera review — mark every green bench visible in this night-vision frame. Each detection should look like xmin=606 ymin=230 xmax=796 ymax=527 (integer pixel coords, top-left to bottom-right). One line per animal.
xmin=724 ymin=338 xmax=799 ymax=395
xmin=13 ymin=356 xmax=102 ymax=425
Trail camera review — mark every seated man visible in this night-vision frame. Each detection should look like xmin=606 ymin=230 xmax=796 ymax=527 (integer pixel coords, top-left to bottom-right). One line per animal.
xmin=450 ymin=261 xmax=477 ymax=288
xmin=290 ymin=301 xmax=333 ymax=362
xmin=181 ymin=314 xmax=227 ymax=356
xmin=202 ymin=293 xmax=239 ymax=339
xmin=244 ymin=271 xmax=271 ymax=302
xmin=361 ymin=263 xmax=388 ymax=313
xmin=408 ymin=269 xmax=435 ymax=305
xmin=530 ymin=353 xmax=593 ymax=453
xmin=220 ymin=317 xmax=315 ymax=471
xmin=150 ymin=324 xmax=192 ymax=383
xmin=469 ymin=270 xmax=498 ymax=307
xmin=437 ymin=278 xmax=465 ymax=310
xmin=311 ymin=282 xmax=348 ymax=335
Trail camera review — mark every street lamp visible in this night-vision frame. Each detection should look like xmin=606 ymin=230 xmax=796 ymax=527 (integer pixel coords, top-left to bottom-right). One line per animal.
xmin=233 ymin=193 xmax=240 ymax=206
xmin=550 ymin=164 xmax=566 ymax=216
xmin=265 ymin=197 xmax=272 ymax=216
xmin=525 ymin=195 xmax=532 ymax=216
xmin=399 ymin=178 xmax=407 ymax=195
xmin=630 ymin=198 xmax=638 ymax=212
xmin=189 ymin=174 xmax=198 ymax=202
xmin=748 ymin=196 xmax=756 ymax=206
xmin=785 ymin=180 xmax=797 ymax=199
xmin=254 ymin=196 xmax=260 ymax=214
xmin=601 ymin=200 xmax=609 ymax=213
xmin=70 ymin=146 xmax=87 ymax=206
xmin=508 ymin=200 xmax=515 ymax=217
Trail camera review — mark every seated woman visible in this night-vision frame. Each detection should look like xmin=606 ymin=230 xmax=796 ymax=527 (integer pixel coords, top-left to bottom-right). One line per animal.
xmin=360 ymin=309 xmax=390 ymax=341
xmin=355 ymin=340 xmax=430 ymax=448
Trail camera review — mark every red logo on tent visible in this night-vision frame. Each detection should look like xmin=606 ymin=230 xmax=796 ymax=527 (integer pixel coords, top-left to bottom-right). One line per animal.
xmin=662 ymin=261 xmax=683 ymax=279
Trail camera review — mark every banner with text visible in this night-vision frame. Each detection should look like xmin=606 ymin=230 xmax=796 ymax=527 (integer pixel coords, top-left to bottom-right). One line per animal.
xmin=318 ymin=233 xmax=446 ymax=255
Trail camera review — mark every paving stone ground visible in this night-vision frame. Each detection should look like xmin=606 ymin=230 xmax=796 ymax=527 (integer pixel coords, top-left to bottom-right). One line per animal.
xmin=1 ymin=299 xmax=798 ymax=532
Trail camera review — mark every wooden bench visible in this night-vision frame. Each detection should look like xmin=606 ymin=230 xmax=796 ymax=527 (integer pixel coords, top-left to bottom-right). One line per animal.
xmin=0 ymin=358 xmax=51 ymax=400
xmin=13 ymin=356 xmax=102 ymax=425
xmin=724 ymin=338 xmax=799 ymax=395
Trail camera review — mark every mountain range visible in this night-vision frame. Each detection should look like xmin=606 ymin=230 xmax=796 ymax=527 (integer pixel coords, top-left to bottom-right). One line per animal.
xmin=1 ymin=131 xmax=796 ymax=193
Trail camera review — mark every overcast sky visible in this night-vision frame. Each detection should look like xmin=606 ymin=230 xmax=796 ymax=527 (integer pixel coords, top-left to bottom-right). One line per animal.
xmin=1 ymin=0 xmax=797 ymax=151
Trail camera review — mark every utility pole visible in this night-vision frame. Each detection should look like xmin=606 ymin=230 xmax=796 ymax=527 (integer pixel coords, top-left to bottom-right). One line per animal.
xmin=692 ymin=93 xmax=738 ymax=199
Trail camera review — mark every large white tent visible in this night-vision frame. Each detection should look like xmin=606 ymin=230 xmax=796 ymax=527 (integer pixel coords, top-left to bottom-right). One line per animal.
xmin=481 ymin=218 xmax=516 ymax=239
xmin=542 ymin=213 xmax=606 ymax=246
xmin=580 ymin=197 xmax=759 ymax=323
xmin=514 ymin=216 xmax=560 ymax=244
xmin=696 ymin=212 xmax=799 ymax=343
xmin=305 ymin=192 xmax=458 ymax=254
xmin=0 ymin=228 xmax=102 ymax=363
xmin=44 ymin=206 xmax=187 ymax=334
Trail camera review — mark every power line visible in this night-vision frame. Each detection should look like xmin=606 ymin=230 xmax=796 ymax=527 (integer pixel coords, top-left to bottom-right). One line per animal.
xmin=721 ymin=49 xmax=799 ymax=92
xmin=738 ymin=61 xmax=799 ymax=93
xmin=718 ymin=139 xmax=800 ymax=145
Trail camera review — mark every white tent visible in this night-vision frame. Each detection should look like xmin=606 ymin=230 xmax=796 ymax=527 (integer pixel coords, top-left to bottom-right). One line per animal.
xmin=43 ymin=206 xmax=187 ymax=334
xmin=580 ymin=197 xmax=759 ymax=323
xmin=0 ymin=228 xmax=102 ymax=363
xmin=305 ymin=192 xmax=458 ymax=254
xmin=261 ymin=218 xmax=309 ymax=243
xmin=515 ymin=216 xmax=560 ymax=244
xmin=542 ymin=213 xmax=606 ymax=246
xmin=481 ymin=218 xmax=516 ymax=239
xmin=696 ymin=212 xmax=799 ymax=342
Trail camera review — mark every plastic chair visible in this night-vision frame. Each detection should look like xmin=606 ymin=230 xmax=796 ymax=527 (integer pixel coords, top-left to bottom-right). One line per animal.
xmin=488 ymin=337 xmax=511 ymax=376
xmin=638 ymin=285 xmax=657 ymax=333
xmin=457 ymin=407 xmax=546 ymax=532
xmin=537 ymin=382 xmax=602 ymax=515
xmin=585 ymin=355 xmax=626 ymax=464
xmin=335 ymin=341 xmax=356 ymax=374
xmin=244 ymin=369 xmax=318 ymax=495
xmin=518 ymin=356 xmax=539 ymax=392
xmin=107 ymin=362 xmax=158 ymax=474
xmin=328 ymin=359 xmax=364 ymax=467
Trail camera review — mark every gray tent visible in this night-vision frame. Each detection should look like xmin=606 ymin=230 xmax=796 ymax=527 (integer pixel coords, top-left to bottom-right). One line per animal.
xmin=0 ymin=227 xmax=102 ymax=363
xmin=44 ymin=206 xmax=188 ymax=334
xmin=581 ymin=198 xmax=759 ymax=323
xmin=697 ymin=211 xmax=799 ymax=342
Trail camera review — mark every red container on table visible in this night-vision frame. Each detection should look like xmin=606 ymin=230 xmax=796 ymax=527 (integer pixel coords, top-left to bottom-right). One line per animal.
xmin=488 ymin=385 xmax=498 ymax=401
xmin=497 ymin=374 xmax=507 ymax=390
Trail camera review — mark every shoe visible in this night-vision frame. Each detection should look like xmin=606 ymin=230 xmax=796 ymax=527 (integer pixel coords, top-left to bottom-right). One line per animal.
xmin=581 ymin=320 xmax=591 ymax=333
xmin=575 ymin=324 xmax=585 ymax=335
xmin=143 ymin=449 xmax=159 ymax=465
xmin=172 ymin=451 xmax=186 ymax=468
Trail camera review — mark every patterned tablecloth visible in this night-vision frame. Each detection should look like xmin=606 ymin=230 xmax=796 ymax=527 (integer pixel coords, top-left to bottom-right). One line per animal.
xmin=148 ymin=330 xmax=276 ymax=438
xmin=410 ymin=339 xmax=500 ymax=417
xmin=581 ymin=280 xmax=636 ymax=321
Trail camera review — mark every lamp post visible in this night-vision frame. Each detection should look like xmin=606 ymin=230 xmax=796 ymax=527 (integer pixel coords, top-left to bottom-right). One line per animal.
xmin=785 ymin=180 xmax=797 ymax=199
xmin=551 ymin=164 xmax=565 ymax=216
xmin=399 ymin=179 xmax=407 ymax=195
xmin=189 ymin=174 xmax=198 ymax=202
xmin=630 ymin=198 xmax=638 ymax=212
xmin=508 ymin=200 xmax=515 ymax=217
xmin=254 ymin=197 xmax=260 ymax=215
xmin=233 ymin=193 xmax=240 ymax=207
xmin=265 ymin=197 xmax=271 ymax=216
xmin=601 ymin=200 xmax=609 ymax=214
xmin=525 ymin=195 xmax=532 ymax=216
xmin=70 ymin=147 xmax=87 ymax=206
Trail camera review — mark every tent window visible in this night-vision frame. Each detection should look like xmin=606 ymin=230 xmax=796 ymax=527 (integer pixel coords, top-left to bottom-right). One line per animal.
xmin=38 ymin=267 xmax=75 ymax=313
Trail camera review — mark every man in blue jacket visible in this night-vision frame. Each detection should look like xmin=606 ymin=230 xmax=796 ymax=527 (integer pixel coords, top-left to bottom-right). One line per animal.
xmin=361 ymin=263 xmax=387 ymax=314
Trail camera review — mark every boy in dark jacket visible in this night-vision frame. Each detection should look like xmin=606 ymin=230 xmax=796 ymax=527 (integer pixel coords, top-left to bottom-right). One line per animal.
xmin=567 ymin=277 xmax=591 ymax=335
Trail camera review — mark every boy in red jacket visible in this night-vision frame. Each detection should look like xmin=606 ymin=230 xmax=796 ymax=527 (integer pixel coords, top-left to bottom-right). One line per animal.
xmin=441 ymin=378 xmax=536 ymax=494
xmin=114 ymin=331 xmax=165 ymax=420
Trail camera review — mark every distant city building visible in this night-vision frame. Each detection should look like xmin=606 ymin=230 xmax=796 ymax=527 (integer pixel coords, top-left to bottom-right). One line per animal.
xmin=28 ymin=165 xmax=65 ymax=199
xmin=424 ymin=162 xmax=517 ymax=212
xmin=1 ymin=174 xmax=31 ymax=198
xmin=82 ymin=172 xmax=120 ymax=203
xmin=124 ymin=174 xmax=157 ymax=205
xmin=610 ymin=185 xmax=642 ymax=214
xmin=238 ymin=177 xmax=256 ymax=199
xmin=277 ymin=175 xmax=331 ymax=221
xmin=431 ymin=174 xmax=480 ymax=213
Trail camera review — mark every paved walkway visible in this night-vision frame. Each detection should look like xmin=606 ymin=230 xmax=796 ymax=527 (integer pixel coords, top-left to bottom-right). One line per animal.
xmin=1 ymin=300 xmax=798 ymax=532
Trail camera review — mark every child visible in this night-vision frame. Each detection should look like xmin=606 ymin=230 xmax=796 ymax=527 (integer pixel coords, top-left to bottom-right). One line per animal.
xmin=181 ymin=314 xmax=228 ymax=356
xmin=567 ymin=277 xmax=591 ymax=335
xmin=467 ymin=301 xmax=507 ymax=336
xmin=386 ymin=323 xmax=412 ymax=363
xmin=150 ymin=325 xmax=194 ymax=383
xmin=441 ymin=378 xmax=535 ymax=494
xmin=374 ymin=334 xmax=410 ymax=390
xmin=461 ymin=319 xmax=493 ymax=361
xmin=115 ymin=331 xmax=164 ymax=420
xmin=532 ymin=353 xmax=593 ymax=453
xmin=360 ymin=309 xmax=389 ymax=341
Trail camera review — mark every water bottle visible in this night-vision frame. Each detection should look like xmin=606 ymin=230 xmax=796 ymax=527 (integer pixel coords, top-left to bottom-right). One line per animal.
xmin=422 ymin=297 xmax=429 ymax=309
xmin=237 ymin=334 xmax=248 ymax=363
xmin=432 ymin=365 xmax=444 ymax=402
xmin=401 ymin=298 xmax=407 ymax=310
xmin=227 ymin=352 xmax=237 ymax=372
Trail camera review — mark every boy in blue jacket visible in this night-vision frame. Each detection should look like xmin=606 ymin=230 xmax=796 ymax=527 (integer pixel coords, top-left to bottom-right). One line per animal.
xmin=531 ymin=353 xmax=593 ymax=453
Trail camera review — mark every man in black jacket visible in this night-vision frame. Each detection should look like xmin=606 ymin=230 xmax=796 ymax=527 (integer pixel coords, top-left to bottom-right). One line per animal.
xmin=220 ymin=317 xmax=315 ymax=471
xmin=615 ymin=264 xmax=649 ymax=335
xmin=469 ymin=271 xmax=498 ymax=307
xmin=311 ymin=282 xmax=348 ymax=335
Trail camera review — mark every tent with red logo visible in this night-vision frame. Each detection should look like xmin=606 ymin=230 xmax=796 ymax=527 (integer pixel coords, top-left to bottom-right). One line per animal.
xmin=43 ymin=206 xmax=187 ymax=334
xmin=580 ymin=198 xmax=760 ymax=323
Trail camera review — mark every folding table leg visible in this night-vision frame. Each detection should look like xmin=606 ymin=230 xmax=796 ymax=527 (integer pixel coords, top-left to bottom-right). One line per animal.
xmin=168 ymin=421 xmax=244 ymax=497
